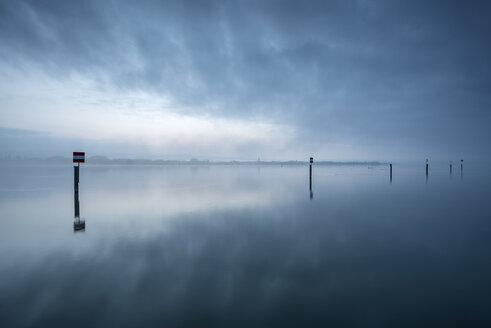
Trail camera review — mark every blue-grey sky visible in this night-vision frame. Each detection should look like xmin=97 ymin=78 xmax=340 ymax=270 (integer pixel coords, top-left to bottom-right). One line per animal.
xmin=0 ymin=0 xmax=490 ymax=161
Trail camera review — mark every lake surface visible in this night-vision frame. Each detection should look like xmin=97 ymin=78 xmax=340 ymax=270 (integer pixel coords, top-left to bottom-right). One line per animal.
xmin=1 ymin=163 xmax=490 ymax=327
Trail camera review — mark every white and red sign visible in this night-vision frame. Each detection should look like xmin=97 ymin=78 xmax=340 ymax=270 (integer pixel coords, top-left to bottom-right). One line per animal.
xmin=310 ymin=157 xmax=313 ymax=164
xmin=73 ymin=152 xmax=85 ymax=163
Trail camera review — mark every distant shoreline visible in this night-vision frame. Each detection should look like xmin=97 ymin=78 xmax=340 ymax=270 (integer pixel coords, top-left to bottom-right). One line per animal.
xmin=0 ymin=156 xmax=385 ymax=166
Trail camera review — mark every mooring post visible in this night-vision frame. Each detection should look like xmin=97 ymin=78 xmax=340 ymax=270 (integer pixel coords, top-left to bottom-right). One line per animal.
xmin=309 ymin=157 xmax=313 ymax=200
xmin=74 ymin=165 xmax=79 ymax=186
xmin=461 ymin=159 xmax=464 ymax=178
xmin=390 ymin=163 xmax=392 ymax=183
xmin=74 ymin=163 xmax=80 ymax=218
xmin=73 ymin=152 xmax=86 ymax=232
xmin=450 ymin=160 xmax=452 ymax=175
xmin=74 ymin=183 xmax=80 ymax=218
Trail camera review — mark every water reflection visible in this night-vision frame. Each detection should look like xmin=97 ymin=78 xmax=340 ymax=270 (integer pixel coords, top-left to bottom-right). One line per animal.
xmin=309 ymin=166 xmax=313 ymax=200
xmin=1 ymin=164 xmax=491 ymax=327
xmin=73 ymin=183 xmax=85 ymax=232
xmin=426 ymin=159 xmax=429 ymax=184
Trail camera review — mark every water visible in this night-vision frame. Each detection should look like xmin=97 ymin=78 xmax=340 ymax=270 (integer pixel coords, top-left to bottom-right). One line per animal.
xmin=1 ymin=163 xmax=490 ymax=327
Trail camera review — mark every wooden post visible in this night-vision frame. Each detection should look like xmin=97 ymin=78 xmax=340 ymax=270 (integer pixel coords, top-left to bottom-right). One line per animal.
xmin=450 ymin=160 xmax=452 ymax=175
xmin=74 ymin=164 xmax=80 ymax=218
xmin=73 ymin=152 xmax=85 ymax=232
xmin=461 ymin=159 xmax=463 ymax=178
xmin=74 ymin=183 xmax=80 ymax=218
xmin=309 ymin=157 xmax=313 ymax=180
xmin=390 ymin=163 xmax=392 ymax=183
xmin=74 ymin=165 xmax=79 ymax=186
xmin=309 ymin=157 xmax=313 ymax=200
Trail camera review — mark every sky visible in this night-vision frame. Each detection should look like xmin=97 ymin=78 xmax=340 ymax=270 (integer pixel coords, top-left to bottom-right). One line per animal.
xmin=0 ymin=0 xmax=490 ymax=161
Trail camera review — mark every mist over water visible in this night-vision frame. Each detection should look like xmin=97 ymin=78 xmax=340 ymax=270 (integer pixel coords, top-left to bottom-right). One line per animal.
xmin=1 ymin=163 xmax=491 ymax=327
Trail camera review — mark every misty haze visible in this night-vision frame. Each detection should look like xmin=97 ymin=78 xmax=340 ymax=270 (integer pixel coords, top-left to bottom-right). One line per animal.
xmin=1 ymin=0 xmax=491 ymax=327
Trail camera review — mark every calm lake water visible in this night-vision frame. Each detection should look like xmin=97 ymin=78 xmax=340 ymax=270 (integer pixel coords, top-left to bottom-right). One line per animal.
xmin=1 ymin=163 xmax=490 ymax=327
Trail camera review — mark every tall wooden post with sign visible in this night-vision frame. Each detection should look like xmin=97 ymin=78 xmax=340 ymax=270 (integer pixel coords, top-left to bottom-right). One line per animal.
xmin=309 ymin=157 xmax=313 ymax=200
xmin=73 ymin=152 xmax=85 ymax=232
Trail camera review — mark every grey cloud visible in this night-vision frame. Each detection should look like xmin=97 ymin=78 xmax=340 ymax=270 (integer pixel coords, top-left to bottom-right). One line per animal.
xmin=0 ymin=0 xmax=490 ymax=159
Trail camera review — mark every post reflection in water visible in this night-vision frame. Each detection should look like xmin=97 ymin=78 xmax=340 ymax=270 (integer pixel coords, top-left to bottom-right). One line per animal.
xmin=461 ymin=159 xmax=464 ymax=180
xmin=2 ymin=164 xmax=491 ymax=327
xmin=73 ymin=165 xmax=85 ymax=232
xmin=309 ymin=166 xmax=313 ymax=200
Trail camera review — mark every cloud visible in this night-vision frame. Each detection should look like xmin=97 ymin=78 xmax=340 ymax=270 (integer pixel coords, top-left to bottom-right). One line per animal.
xmin=0 ymin=0 xmax=490 ymax=160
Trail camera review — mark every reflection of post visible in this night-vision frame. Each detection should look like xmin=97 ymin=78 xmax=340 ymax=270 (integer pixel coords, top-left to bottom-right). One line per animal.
xmin=390 ymin=163 xmax=392 ymax=184
xmin=74 ymin=191 xmax=85 ymax=232
xmin=426 ymin=158 xmax=429 ymax=184
xmin=309 ymin=174 xmax=313 ymax=200
xmin=309 ymin=157 xmax=313 ymax=200
xmin=460 ymin=159 xmax=464 ymax=180
xmin=450 ymin=160 xmax=452 ymax=176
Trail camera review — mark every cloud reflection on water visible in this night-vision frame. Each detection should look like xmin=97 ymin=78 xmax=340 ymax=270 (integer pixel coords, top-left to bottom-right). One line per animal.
xmin=1 ymin=165 xmax=491 ymax=327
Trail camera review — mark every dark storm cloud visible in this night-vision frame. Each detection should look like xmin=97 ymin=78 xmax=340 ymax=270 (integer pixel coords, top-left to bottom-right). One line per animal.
xmin=0 ymin=0 xmax=490 ymax=158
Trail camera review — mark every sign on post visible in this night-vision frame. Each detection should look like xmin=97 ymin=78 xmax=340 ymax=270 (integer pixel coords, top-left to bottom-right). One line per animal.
xmin=73 ymin=152 xmax=85 ymax=163
xmin=310 ymin=157 xmax=313 ymax=164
